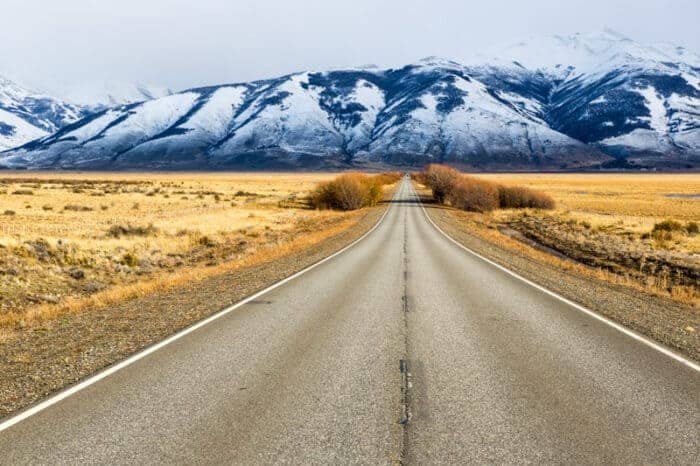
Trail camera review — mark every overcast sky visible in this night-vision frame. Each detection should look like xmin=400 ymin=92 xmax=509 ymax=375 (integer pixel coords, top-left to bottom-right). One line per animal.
xmin=2 ymin=0 xmax=698 ymax=93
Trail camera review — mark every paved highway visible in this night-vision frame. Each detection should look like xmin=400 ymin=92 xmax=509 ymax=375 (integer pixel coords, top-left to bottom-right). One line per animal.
xmin=1 ymin=177 xmax=698 ymax=464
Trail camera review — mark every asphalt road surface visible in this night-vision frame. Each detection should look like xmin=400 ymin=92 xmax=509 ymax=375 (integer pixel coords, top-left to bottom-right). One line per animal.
xmin=1 ymin=177 xmax=698 ymax=464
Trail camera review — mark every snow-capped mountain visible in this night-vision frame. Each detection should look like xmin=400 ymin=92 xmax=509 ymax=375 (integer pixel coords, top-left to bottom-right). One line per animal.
xmin=56 ymin=81 xmax=172 ymax=109
xmin=468 ymin=29 xmax=700 ymax=78
xmin=466 ymin=30 xmax=700 ymax=165
xmin=2 ymin=30 xmax=698 ymax=170
xmin=0 ymin=64 xmax=599 ymax=170
xmin=0 ymin=75 xmax=84 ymax=151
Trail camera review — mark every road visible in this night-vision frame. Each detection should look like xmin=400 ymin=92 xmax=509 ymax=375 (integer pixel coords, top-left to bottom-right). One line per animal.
xmin=1 ymin=177 xmax=698 ymax=464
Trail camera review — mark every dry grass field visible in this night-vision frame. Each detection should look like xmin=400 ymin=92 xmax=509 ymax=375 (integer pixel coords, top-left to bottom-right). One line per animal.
xmin=0 ymin=172 xmax=369 ymax=330
xmin=2 ymin=171 xmax=697 ymax=332
xmin=437 ymin=173 xmax=699 ymax=306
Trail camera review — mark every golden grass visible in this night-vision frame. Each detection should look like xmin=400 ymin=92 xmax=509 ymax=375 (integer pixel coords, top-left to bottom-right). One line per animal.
xmin=419 ymin=173 xmax=700 ymax=306
xmin=446 ymin=207 xmax=698 ymax=304
xmin=0 ymin=213 xmax=360 ymax=330
xmin=0 ymin=172 xmax=336 ymax=245
xmin=0 ymin=172 xmax=368 ymax=328
xmin=478 ymin=173 xmax=700 ymax=253
xmin=478 ymin=173 xmax=699 ymax=217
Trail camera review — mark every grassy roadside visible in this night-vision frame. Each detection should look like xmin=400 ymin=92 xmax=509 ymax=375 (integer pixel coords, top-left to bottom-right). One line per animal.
xmin=414 ymin=170 xmax=699 ymax=307
xmin=0 ymin=192 xmax=393 ymax=418
xmin=0 ymin=172 xmax=358 ymax=332
xmin=0 ymin=213 xmax=361 ymax=333
xmin=416 ymin=184 xmax=699 ymax=361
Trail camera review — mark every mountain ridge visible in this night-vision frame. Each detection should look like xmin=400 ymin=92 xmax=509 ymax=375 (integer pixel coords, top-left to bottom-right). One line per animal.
xmin=0 ymin=74 xmax=84 ymax=151
xmin=2 ymin=30 xmax=698 ymax=170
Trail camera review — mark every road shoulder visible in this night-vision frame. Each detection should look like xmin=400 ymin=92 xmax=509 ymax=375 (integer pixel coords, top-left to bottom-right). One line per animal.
xmin=422 ymin=203 xmax=700 ymax=362
xmin=0 ymin=203 xmax=388 ymax=418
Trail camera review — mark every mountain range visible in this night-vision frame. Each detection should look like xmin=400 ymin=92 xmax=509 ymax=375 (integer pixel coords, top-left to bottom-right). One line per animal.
xmin=0 ymin=77 xmax=170 ymax=151
xmin=1 ymin=30 xmax=698 ymax=170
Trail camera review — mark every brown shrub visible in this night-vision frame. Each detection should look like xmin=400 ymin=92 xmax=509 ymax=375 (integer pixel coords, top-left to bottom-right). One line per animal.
xmin=652 ymin=219 xmax=684 ymax=233
xmin=120 ymin=252 xmax=140 ymax=267
xmin=373 ymin=172 xmax=402 ymax=186
xmin=447 ymin=177 xmax=499 ymax=212
xmin=107 ymin=224 xmax=158 ymax=238
xmin=63 ymin=205 xmax=93 ymax=212
xmin=650 ymin=219 xmax=685 ymax=241
xmin=197 ymin=235 xmax=216 ymax=247
xmin=498 ymin=185 xmax=556 ymax=209
xmin=310 ymin=173 xmax=383 ymax=210
xmin=424 ymin=164 xmax=461 ymax=204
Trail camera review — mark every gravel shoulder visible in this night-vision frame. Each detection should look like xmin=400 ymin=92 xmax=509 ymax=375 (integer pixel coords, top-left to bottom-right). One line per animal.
xmin=423 ymin=202 xmax=700 ymax=362
xmin=0 ymin=204 xmax=387 ymax=418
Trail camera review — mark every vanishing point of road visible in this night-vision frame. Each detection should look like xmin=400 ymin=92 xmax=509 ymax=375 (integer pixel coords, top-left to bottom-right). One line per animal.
xmin=1 ymin=177 xmax=698 ymax=464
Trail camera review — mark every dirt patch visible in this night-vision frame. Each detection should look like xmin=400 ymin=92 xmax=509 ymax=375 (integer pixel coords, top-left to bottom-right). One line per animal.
xmin=508 ymin=213 xmax=699 ymax=289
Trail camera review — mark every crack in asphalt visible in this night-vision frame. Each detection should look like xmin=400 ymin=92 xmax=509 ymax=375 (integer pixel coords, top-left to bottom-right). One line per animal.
xmin=398 ymin=202 xmax=413 ymax=464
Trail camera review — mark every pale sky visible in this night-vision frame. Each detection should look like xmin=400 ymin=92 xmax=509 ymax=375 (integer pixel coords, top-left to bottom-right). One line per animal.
xmin=2 ymin=0 xmax=698 ymax=93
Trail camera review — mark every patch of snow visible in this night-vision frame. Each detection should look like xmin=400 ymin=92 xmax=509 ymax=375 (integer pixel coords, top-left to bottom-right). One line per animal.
xmin=637 ymin=86 xmax=668 ymax=133
xmin=0 ymin=108 xmax=48 ymax=150
xmin=339 ymin=79 xmax=385 ymax=150
xmin=181 ymin=86 xmax=247 ymax=138
xmin=51 ymin=81 xmax=172 ymax=108
xmin=58 ymin=110 xmax=125 ymax=144
xmin=666 ymin=93 xmax=700 ymax=135
xmin=102 ymin=92 xmax=199 ymax=140
xmin=680 ymin=72 xmax=700 ymax=91
xmin=411 ymin=93 xmax=439 ymax=123
xmin=600 ymin=128 xmax=669 ymax=151
xmin=352 ymin=80 xmax=385 ymax=113
xmin=497 ymin=90 xmax=544 ymax=119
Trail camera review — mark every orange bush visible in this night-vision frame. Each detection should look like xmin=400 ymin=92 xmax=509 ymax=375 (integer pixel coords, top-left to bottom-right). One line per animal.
xmin=447 ymin=176 xmax=499 ymax=212
xmin=419 ymin=164 xmax=555 ymax=211
xmin=372 ymin=172 xmax=402 ymax=186
xmin=498 ymin=185 xmax=555 ymax=209
xmin=424 ymin=164 xmax=461 ymax=204
xmin=310 ymin=173 xmax=383 ymax=210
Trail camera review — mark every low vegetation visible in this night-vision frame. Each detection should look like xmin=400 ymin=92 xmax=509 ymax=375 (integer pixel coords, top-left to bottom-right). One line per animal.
xmin=421 ymin=164 xmax=555 ymax=211
xmin=414 ymin=171 xmax=699 ymax=306
xmin=106 ymin=223 xmax=158 ymax=238
xmin=310 ymin=172 xmax=401 ymax=210
xmin=422 ymin=164 xmax=460 ymax=204
xmin=0 ymin=172 xmax=377 ymax=329
xmin=448 ymin=176 xmax=499 ymax=212
xmin=497 ymin=185 xmax=556 ymax=209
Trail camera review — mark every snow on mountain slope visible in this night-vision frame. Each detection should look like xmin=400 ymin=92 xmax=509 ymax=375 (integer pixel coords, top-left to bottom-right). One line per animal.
xmin=0 ymin=74 xmax=84 ymax=150
xmin=1 ymin=63 xmax=602 ymax=170
xmin=466 ymin=30 xmax=700 ymax=162
xmin=2 ymin=30 xmax=698 ymax=169
xmin=114 ymin=86 xmax=251 ymax=167
xmin=0 ymin=108 xmax=48 ymax=150
xmin=363 ymin=64 xmax=589 ymax=167
xmin=469 ymin=29 xmax=698 ymax=78
xmin=210 ymin=73 xmax=345 ymax=163
xmin=55 ymin=81 xmax=172 ymax=109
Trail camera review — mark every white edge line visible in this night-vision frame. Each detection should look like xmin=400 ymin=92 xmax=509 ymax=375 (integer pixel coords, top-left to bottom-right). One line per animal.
xmin=0 ymin=186 xmax=400 ymax=433
xmin=412 ymin=182 xmax=700 ymax=373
